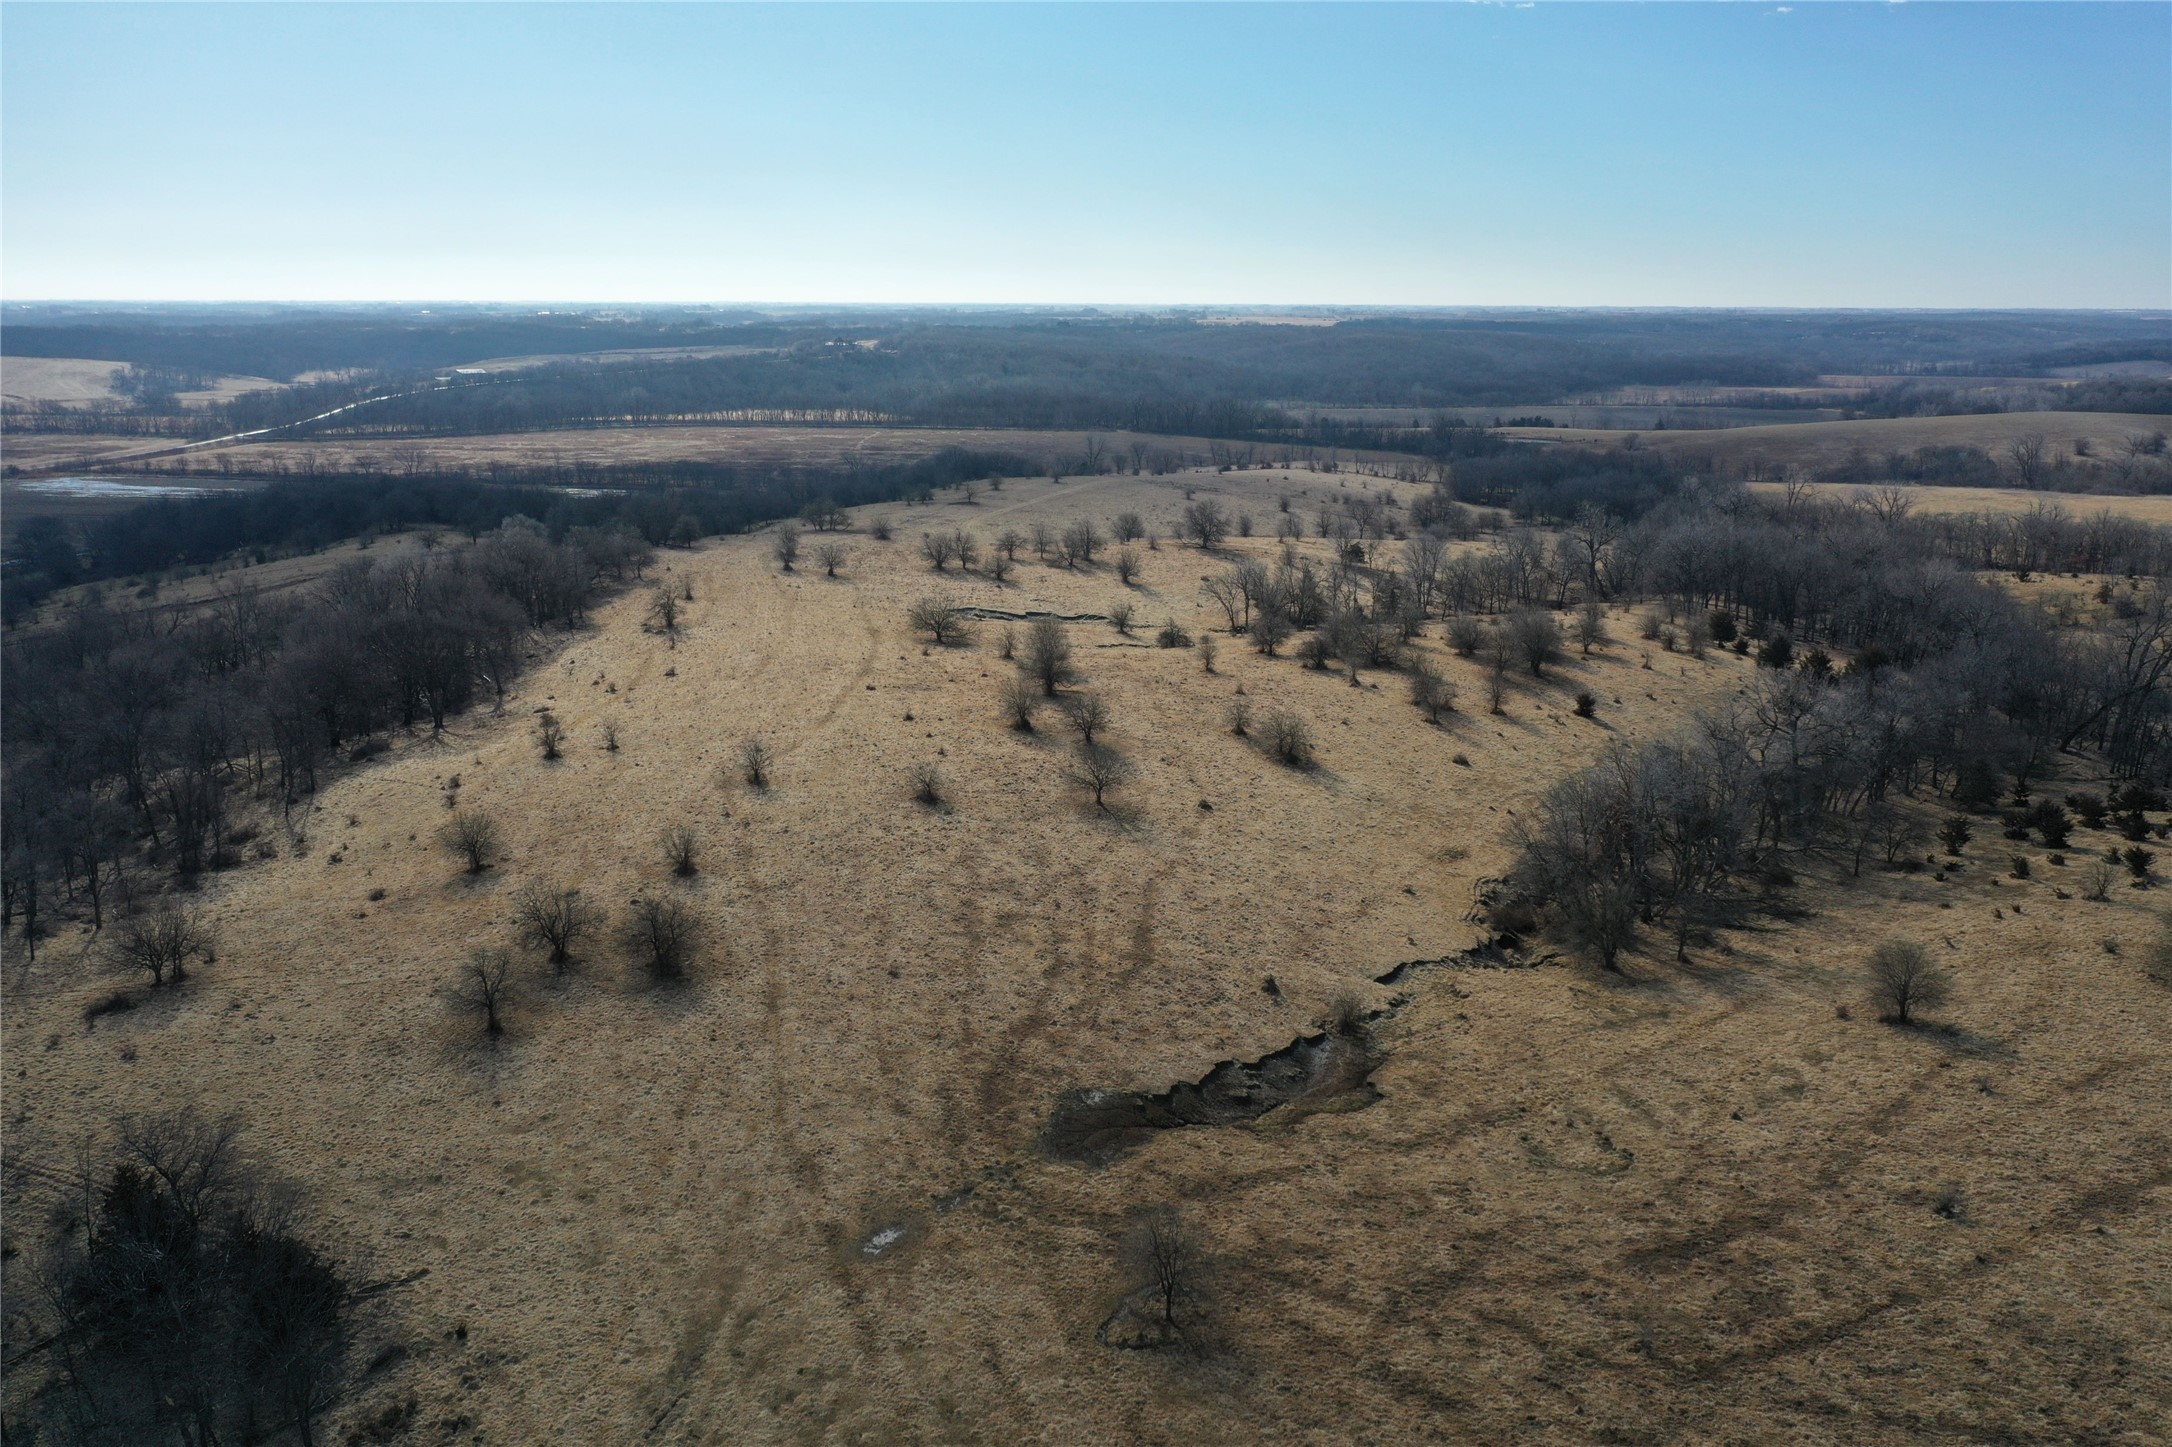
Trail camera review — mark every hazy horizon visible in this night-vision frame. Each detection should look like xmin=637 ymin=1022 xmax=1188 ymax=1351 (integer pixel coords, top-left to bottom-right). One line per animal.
xmin=5 ymin=3 xmax=2167 ymax=309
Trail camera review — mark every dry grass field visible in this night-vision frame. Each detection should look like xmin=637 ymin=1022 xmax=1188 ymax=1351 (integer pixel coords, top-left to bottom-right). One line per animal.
xmin=148 ymin=426 xmax=1373 ymax=479
xmin=454 ymin=344 xmax=774 ymax=372
xmin=0 ymin=356 xmax=280 ymax=409
xmin=1505 ymin=410 xmax=2168 ymax=473
xmin=1747 ymin=481 xmax=2172 ymax=525
xmin=0 ymin=425 xmax=1375 ymax=486
xmin=1 ymin=357 xmax=129 ymax=407
xmin=0 ymin=430 xmax=180 ymax=471
xmin=5 ymin=469 xmax=2169 ymax=1444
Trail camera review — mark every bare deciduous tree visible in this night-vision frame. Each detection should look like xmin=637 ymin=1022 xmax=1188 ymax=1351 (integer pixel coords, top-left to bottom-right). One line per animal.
xmin=1108 ymin=601 xmax=1137 ymax=636
xmin=950 ymin=528 xmax=981 ymax=571
xmin=1263 ymin=710 xmax=1315 ymax=768
xmin=1509 ymin=609 xmax=1563 ymax=677
xmin=1113 ymin=511 xmax=1145 ymax=543
xmin=109 ymin=905 xmax=216 ymax=987
xmin=2005 ymin=432 xmax=2048 ymax=489
xmin=1180 ymin=499 xmax=1230 ymax=549
xmin=453 ymin=948 xmax=514 ymax=1037
xmin=1866 ymin=940 xmax=1950 ymax=1025
xmin=1099 ymin=1206 xmax=1209 ymax=1350
xmin=816 ymin=542 xmax=850 ymax=578
xmin=907 ymin=598 xmax=971 ymax=647
xmin=1063 ymin=691 xmax=1112 ymax=745
xmin=1000 ymin=675 xmax=1041 ymax=731
xmin=1575 ymin=599 xmax=1609 ymax=654
xmin=772 ymin=521 xmax=802 ymax=571
xmin=1249 ymin=610 xmax=1293 ymax=657
xmin=1022 ymin=618 xmax=1077 ymax=696
xmin=1064 ymin=742 xmax=1136 ymax=811
xmin=1115 ymin=547 xmax=1142 ymax=586
xmin=1409 ymin=659 xmax=1458 ymax=722
xmin=1061 ymin=518 xmax=1103 ymax=568
xmin=647 ymin=588 xmax=681 ymax=643
xmin=439 ymin=810 xmax=500 ymax=874
xmin=663 ymin=824 xmax=700 ymax=877
xmin=1445 ymin=614 xmax=1487 ymax=657
xmin=740 ymin=736 xmax=773 ymax=789
xmin=36 ymin=1110 xmax=355 ymax=1445
xmin=623 ymin=896 xmax=699 ymax=981
xmin=536 ymin=712 xmax=565 ymax=759
xmin=912 ymin=762 xmax=946 ymax=808
xmin=514 ymin=882 xmax=600 ymax=971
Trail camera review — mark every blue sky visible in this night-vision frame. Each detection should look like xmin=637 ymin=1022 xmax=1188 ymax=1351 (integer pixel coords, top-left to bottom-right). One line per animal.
xmin=3 ymin=2 xmax=2166 ymax=306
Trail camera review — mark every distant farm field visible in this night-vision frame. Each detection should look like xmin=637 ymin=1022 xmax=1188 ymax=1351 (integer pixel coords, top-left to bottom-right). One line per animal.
xmin=1503 ymin=410 xmax=2167 ymax=471
xmin=0 ymin=354 xmax=280 ymax=408
xmin=1 ymin=356 xmax=127 ymax=406
xmin=1293 ymin=402 xmax=1846 ymax=429
xmin=1746 ymin=480 xmax=2172 ymax=524
xmin=108 ymin=425 xmax=1403 ymax=479
xmin=0 ymin=430 xmax=179 ymax=471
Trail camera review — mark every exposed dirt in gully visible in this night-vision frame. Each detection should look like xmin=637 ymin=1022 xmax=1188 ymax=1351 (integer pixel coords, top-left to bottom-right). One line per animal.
xmin=6 ymin=468 xmax=2169 ymax=1444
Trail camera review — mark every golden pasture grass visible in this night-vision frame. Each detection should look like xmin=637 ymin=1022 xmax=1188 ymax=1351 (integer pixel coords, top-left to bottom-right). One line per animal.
xmin=155 ymin=426 xmax=1361 ymax=479
xmin=1505 ymin=410 xmax=2167 ymax=473
xmin=0 ymin=429 xmax=177 ymax=470
xmin=5 ymin=467 xmax=2166 ymax=1444
xmin=0 ymin=355 xmax=279 ymax=409
xmin=1747 ymin=480 xmax=2172 ymax=525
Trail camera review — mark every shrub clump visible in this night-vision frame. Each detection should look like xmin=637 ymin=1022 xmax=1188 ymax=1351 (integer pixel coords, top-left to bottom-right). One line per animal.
xmin=1262 ymin=710 xmax=1315 ymax=769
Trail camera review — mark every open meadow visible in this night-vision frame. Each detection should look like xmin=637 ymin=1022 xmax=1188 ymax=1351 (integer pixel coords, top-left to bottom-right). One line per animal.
xmin=1746 ymin=481 xmax=2172 ymax=525
xmin=1503 ymin=410 xmax=2168 ymax=477
xmin=6 ymin=467 xmax=2167 ymax=1444
xmin=1 ymin=356 xmax=282 ymax=409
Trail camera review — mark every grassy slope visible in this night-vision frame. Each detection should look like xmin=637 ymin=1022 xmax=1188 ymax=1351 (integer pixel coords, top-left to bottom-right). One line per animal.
xmin=1744 ymin=482 xmax=2172 ymax=524
xmin=1503 ymin=410 xmax=2167 ymax=471
xmin=5 ymin=467 xmax=2167 ymax=1444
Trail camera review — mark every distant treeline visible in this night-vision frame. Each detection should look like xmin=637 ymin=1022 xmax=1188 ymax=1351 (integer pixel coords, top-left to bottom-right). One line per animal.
xmin=9 ymin=304 xmax=2163 ymax=387
xmin=2 ymin=446 xmax=1031 ymax=617
xmin=4 ymin=310 xmax=2154 ymax=438
xmin=216 ymin=328 xmax=1810 ymax=441
xmin=0 ymin=312 xmax=792 ymax=382
xmin=1836 ymin=376 xmax=2172 ymax=420
xmin=1458 ymin=446 xmax=1692 ymax=521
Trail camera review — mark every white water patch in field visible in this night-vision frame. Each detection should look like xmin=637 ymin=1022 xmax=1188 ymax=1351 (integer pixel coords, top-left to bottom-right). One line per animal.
xmin=18 ymin=477 xmax=237 ymax=500
xmin=859 ymin=1224 xmax=907 ymax=1257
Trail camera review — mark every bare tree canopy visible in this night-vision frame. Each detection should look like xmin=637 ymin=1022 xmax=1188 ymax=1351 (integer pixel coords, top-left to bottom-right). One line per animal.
xmin=1021 ymin=618 xmax=1077 ymax=696
xmin=438 ymin=810 xmax=501 ymax=874
xmin=1866 ymin=940 xmax=1951 ymax=1025
xmin=108 ymin=904 xmax=216 ymax=987
xmin=906 ymin=597 xmax=971 ymax=647
xmin=514 ymin=882 xmax=601 ymax=970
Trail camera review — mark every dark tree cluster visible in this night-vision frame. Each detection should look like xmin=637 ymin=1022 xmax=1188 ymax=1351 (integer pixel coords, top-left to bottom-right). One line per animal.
xmin=1 ymin=520 xmax=631 ymax=943
xmin=4 ymin=446 xmax=1028 ymax=616
xmin=18 ymin=1111 xmax=358 ymax=1447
